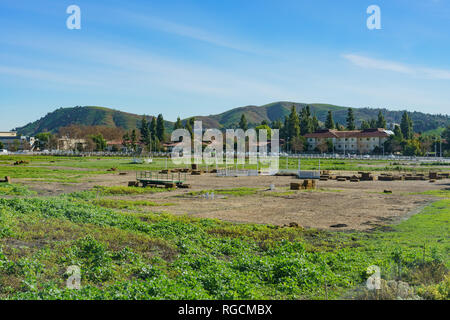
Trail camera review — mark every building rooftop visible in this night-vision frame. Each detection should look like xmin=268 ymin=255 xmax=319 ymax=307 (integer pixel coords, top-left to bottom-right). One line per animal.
xmin=305 ymin=128 xmax=393 ymax=139
xmin=0 ymin=132 xmax=17 ymax=137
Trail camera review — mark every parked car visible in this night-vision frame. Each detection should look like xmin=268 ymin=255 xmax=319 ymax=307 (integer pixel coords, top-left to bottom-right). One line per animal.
xmin=0 ymin=149 xmax=8 ymax=154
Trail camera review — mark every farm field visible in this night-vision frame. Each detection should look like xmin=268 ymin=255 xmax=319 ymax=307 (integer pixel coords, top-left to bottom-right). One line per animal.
xmin=0 ymin=155 xmax=449 ymax=300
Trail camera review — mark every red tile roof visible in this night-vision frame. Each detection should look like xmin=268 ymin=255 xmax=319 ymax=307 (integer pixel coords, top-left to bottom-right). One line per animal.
xmin=305 ymin=128 xmax=391 ymax=139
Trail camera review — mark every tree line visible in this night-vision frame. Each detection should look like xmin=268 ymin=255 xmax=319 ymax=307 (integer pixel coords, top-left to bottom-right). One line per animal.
xmin=237 ymin=105 xmax=449 ymax=156
xmin=29 ymin=106 xmax=450 ymax=156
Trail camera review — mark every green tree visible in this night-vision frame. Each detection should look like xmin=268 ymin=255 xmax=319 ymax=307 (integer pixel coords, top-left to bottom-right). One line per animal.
xmin=346 ymin=108 xmax=355 ymax=130
xmin=174 ymin=117 xmax=183 ymax=130
xmin=131 ymin=129 xmax=138 ymax=151
xmin=442 ymin=126 xmax=450 ymax=151
xmin=325 ymin=111 xmax=335 ymax=129
xmin=394 ymin=125 xmax=403 ymax=140
xmin=0 ymin=141 xmax=3 ymax=149
xmin=368 ymin=118 xmax=377 ymax=129
xmin=35 ymin=132 xmax=53 ymax=150
xmin=149 ymin=117 xmax=157 ymax=140
xmin=360 ymin=120 xmax=370 ymax=130
xmin=311 ymin=114 xmax=319 ymax=131
xmin=239 ymin=114 xmax=248 ymax=131
xmin=400 ymin=111 xmax=413 ymax=140
xmin=384 ymin=125 xmax=404 ymax=154
xmin=90 ymin=134 xmax=107 ymax=151
xmin=376 ymin=111 xmax=386 ymax=129
xmin=300 ymin=106 xmax=313 ymax=135
xmin=122 ymin=132 xmax=130 ymax=149
xmin=156 ymin=114 xmax=165 ymax=143
xmin=139 ymin=116 xmax=151 ymax=152
xmin=255 ymin=124 xmax=272 ymax=139
xmin=287 ymin=105 xmax=300 ymax=150
xmin=271 ymin=119 xmax=283 ymax=130
xmin=403 ymin=139 xmax=421 ymax=156
xmin=280 ymin=117 xmax=288 ymax=145
xmin=185 ymin=117 xmax=195 ymax=137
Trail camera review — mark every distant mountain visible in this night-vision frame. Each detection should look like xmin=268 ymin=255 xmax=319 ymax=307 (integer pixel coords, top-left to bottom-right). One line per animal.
xmin=15 ymin=102 xmax=449 ymax=136
xmin=194 ymin=101 xmax=449 ymax=133
xmin=15 ymin=106 xmax=173 ymax=136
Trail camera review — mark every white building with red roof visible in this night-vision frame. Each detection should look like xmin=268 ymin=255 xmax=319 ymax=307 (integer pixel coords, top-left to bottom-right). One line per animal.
xmin=304 ymin=128 xmax=394 ymax=154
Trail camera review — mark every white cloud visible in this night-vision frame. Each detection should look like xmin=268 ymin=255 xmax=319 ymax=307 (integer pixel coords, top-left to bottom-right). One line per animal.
xmin=343 ymin=54 xmax=450 ymax=80
xmin=118 ymin=11 xmax=256 ymax=53
xmin=0 ymin=65 xmax=99 ymax=87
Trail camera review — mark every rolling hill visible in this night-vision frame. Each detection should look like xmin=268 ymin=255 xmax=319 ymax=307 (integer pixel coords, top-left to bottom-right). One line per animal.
xmin=15 ymin=102 xmax=449 ymax=136
xmin=15 ymin=106 xmax=174 ymax=136
xmin=198 ymin=101 xmax=449 ymax=133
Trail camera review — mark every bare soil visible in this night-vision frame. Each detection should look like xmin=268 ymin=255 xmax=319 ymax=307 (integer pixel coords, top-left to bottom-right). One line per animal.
xmin=16 ymin=170 xmax=449 ymax=231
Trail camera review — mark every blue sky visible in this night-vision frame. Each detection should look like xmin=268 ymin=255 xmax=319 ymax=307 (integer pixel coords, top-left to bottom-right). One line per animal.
xmin=1 ymin=0 xmax=449 ymax=131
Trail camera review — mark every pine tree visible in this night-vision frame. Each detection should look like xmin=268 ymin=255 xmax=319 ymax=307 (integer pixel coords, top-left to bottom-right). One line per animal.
xmin=271 ymin=120 xmax=282 ymax=129
xmin=376 ymin=111 xmax=386 ymax=129
xmin=149 ymin=117 xmax=157 ymax=151
xmin=369 ymin=119 xmax=377 ymax=129
xmin=150 ymin=117 xmax=157 ymax=141
xmin=239 ymin=114 xmax=248 ymax=131
xmin=300 ymin=106 xmax=313 ymax=135
xmin=287 ymin=106 xmax=300 ymax=150
xmin=139 ymin=116 xmax=151 ymax=151
xmin=325 ymin=111 xmax=335 ymax=129
xmin=346 ymin=108 xmax=355 ymax=130
xmin=394 ymin=125 xmax=403 ymax=140
xmin=280 ymin=117 xmax=288 ymax=143
xmin=131 ymin=129 xmax=137 ymax=151
xmin=400 ymin=111 xmax=413 ymax=139
xmin=312 ymin=114 xmax=319 ymax=131
xmin=156 ymin=114 xmax=165 ymax=142
xmin=174 ymin=117 xmax=183 ymax=130
xmin=360 ymin=120 xmax=370 ymax=130
xmin=185 ymin=117 xmax=195 ymax=137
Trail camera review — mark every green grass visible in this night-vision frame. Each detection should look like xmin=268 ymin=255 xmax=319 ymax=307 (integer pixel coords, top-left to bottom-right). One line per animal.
xmin=409 ymin=189 xmax=450 ymax=198
xmin=0 ymin=193 xmax=447 ymax=300
xmin=0 ymin=165 xmax=107 ymax=183
xmin=91 ymin=199 xmax=174 ymax=209
xmin=362 ymin=200 xmax=449 ymax=267
xmin=1 ymin=156 xmax=448 ymax=178
xmin=92 ymin=185 xmax=174 ymax=195
xmin=0 ymin=184 xmax=36 ymax=196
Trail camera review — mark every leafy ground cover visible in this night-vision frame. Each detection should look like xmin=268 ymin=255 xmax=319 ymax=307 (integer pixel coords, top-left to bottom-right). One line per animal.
xmin=0 ymin=184 xmax=36 ymax=196
xmin=0 ymin=192 xmax=447 ymax=300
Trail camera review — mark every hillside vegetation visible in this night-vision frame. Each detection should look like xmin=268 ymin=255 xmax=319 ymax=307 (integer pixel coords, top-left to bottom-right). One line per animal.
xmin=15 ymin=103 xmax=449 ymax=136
xmin=15 ymin=106 xmax=173 ymax=136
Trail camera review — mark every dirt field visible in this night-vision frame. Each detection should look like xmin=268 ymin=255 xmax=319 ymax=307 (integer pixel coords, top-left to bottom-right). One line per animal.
xmin=16 ymin=170 xmax=449 ymax=231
